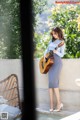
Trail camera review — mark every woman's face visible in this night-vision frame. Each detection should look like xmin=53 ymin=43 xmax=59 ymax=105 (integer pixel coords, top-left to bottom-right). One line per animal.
xmin=52 ymin=31 xmax=59 ymax=39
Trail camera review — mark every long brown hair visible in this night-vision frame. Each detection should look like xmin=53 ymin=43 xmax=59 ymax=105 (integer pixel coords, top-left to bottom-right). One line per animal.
xmin=50 ymin=27 xmax=65 ymax=42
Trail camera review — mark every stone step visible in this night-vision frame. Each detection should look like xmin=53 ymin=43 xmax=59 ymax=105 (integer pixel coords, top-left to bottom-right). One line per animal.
xmin=36 ymin=107 xmax=75 ymax=117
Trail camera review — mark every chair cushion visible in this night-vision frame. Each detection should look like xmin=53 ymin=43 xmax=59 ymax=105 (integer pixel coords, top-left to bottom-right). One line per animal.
xmin=0 ymin=104 xmax=21 ymax=118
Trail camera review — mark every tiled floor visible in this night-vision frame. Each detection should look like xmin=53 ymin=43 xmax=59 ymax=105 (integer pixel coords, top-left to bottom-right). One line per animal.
xmin=60 ymin=112 xmax=80 ymax=120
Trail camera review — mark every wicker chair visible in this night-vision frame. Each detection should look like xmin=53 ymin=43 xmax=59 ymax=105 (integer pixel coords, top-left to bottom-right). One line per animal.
xmin=0 ymin=74 xmax=22 ymax=119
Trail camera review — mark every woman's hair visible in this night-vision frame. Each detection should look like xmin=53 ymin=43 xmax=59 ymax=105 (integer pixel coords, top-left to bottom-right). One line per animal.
xmin=50 ymin=27 xmax=65 ymax=42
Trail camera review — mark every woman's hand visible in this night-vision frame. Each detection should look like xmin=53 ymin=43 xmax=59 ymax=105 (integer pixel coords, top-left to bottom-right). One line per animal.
xmin=53 ymin=50 xmax=57 ymax=53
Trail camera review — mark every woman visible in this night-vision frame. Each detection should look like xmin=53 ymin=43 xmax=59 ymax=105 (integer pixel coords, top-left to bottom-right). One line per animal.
xmin=44 ymin=27 xmax=65 ymax=112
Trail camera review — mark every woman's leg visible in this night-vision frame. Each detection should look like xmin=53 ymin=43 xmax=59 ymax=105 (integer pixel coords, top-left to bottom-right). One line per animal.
xmin=49 ymin=88 xmax=54 ymax=109
xmin=54 ymin=88 xmax=61 ymax=108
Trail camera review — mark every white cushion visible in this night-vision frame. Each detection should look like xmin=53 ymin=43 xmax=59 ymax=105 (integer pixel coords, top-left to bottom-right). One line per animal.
xmin=0 ymin=104 xmax=21 ymax=117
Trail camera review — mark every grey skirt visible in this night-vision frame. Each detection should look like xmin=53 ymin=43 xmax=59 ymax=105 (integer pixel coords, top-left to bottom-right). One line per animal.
xmin=48 ymin=53 xmax=63 ymax=88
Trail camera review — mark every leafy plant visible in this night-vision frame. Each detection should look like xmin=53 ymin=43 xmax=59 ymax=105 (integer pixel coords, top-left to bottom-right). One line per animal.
xmin=0 ymin=0 xmax=21 ymax=58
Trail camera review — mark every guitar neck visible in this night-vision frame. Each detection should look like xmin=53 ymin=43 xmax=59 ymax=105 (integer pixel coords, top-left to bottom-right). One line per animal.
xmin=55 ymin=45 xmax=60 ymax=50
xmin=55 ymin=41 xmax=64 ymax=50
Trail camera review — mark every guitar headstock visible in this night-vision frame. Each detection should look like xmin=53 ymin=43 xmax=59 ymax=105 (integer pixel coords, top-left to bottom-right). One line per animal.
xmin=58 ymin=40 xmax=64 ymax=47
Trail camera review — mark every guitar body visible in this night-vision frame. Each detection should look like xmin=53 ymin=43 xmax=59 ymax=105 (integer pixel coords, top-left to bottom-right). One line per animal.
xmin=39 ymin=52 xmax=54 ymax=74
xmin=39 ymin=41 xmax=64 ymax=74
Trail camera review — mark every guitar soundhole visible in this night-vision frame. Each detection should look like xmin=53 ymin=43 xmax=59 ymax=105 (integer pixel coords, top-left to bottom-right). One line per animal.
xmin=45 ymin=58 xmax=48 ymax=62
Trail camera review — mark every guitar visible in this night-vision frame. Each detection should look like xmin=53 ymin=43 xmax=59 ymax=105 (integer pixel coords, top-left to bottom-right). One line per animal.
xmin=39 ymin=41 xmax=64 ymax=74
